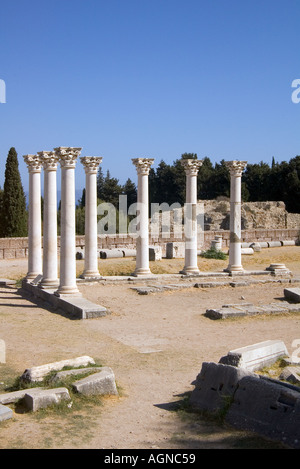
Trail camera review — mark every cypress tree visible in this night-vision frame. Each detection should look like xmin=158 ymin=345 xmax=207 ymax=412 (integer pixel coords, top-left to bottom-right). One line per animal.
xmin=1 ymin=147 xmax=27 ymax=237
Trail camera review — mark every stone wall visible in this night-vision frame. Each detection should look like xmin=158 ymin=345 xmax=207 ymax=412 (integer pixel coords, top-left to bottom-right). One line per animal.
xmin=203 ymin=199 xmax=300 ymax=231
xmin=0 ymin=228 xmax=298 ymax=259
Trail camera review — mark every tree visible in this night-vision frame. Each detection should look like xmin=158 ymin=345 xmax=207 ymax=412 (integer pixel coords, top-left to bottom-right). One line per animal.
xmin=97 ymin=166 xmax=105 ymax=200
xmin=122 ymin=178 xmax=137 ymax=209
xmin=101 ymin=170 xmax=123 ymax=207
xmin=0 ymin=147 xmax=27 ymax=237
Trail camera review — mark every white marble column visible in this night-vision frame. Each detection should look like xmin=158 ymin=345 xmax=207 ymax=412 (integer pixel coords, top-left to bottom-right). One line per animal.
xmin=38 ymin=151 xmax=59 ymax=288
xmin=224 ymin=160 xmax=247 ymax=273
xmin=55 ymin=147 xmax=82 ymax=296
xmin=132 ymin=158 xmax=154 ymax=276
xmin=23 ymin=154 xmax=42 ymax=281
xmin=80 ymin=156 xmax=103 ymax=279
xmin=180 ymin=159 xmax=203 ymax=275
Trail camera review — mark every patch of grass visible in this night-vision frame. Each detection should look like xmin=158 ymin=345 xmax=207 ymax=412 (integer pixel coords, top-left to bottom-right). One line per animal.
xmin=200 ymin=248 xmax=228 ymax=260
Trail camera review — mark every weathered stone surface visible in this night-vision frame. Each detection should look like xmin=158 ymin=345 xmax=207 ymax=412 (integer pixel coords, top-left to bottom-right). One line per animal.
xmin=49 ymin=367 xmax=103 ymax=383
xmin=219 ymin=340 xmax=288 ymax=371
xmin=281 ymin=240 xmax=296 ymax=246
xmin=267 ymin=241 xmax=282 ymax=247
xmin=100 ymin=249 xmax=123 ymax=259
xmin=249 ymin=242 xmax=261 ymax=252
xmin=205 ymin=302 xmax=300 ymax=319
xmin=225 ymin=374 xmax=300 ymax=449
xmin=190 ymin=362 xmax=256 ymax=413
xmin=241 ymin=248 xmax=254 ymax=255
xmin=166 ymin=242 xmax=185 ymax=259
xmin=24 ymin=387 xmax=71 ymax=411
xmin=280 ymin=366 xmax=300 ymax=385
xmin=284 ymin=287 xmax=300 ymax=303
xmin=0 ymin=403 xmax=13 ymax=422
xmin=72 ymin=367 xmax=118 ymax=396
xmin=149 ymin=246 xmax=162 ymax=261
xmin=190 ymin=361 xmax=300 ymax=449
xmin=21 ymin=356 xmax=96 ymax=382
xmin=0 ymin=388 xmax=44 ymax=405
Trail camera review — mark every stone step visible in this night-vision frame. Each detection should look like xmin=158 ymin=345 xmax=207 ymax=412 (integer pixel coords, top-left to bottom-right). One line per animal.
xmin=21 ymin=356 xmax=96 ymax=382
xmin=284 ymin=287 xmax=300 ymax=303
xmin=72 ymin=367 xmax=118 ymax=396
xmin=0 ymin=403 xmax=13 ymax=422
xmin=24 ymin=387 xmax=71 ymax=412
xmin=219 ymin=339 xmax=288 ymax=371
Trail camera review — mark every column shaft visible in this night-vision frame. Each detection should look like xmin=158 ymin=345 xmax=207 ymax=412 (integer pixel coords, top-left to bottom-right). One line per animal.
xmin=23 ymin=155 xmax=42 ymax=280
xmin=80 ymin=156 xmax=103 ymax=278
xmin=38 ymin=152 xmax=59 ymax=288
xmin=55 ymin=147 xmax=82 ymax=296
xmin=180 ymin=159 xmax=203 ymax=275
xmin=132 ymin=158 xmax=154 ymax=276
xmin=225 ymin=160 xmax=247 ymax=273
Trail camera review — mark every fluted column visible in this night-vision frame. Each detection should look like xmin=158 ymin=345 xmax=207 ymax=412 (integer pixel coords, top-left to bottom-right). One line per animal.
xmin=180 ymin=159 xmax=203 ymax=275
xmin=224 ymin=160 xmax=247 ymax=273
xmin=55 ymin=147 xmax=82 ymax=296
xmin=80 ymin=156 xmax=103 ymax=279
xmin=23 ymin=154 xmax=42 ymax=281
xmin=132 ymin=158 xmax=154 ymax=276
xmin=38 ymin=151 xmax=59 ymax=288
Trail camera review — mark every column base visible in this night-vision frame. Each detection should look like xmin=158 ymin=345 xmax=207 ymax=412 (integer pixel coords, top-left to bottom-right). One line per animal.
xmin=54 ymin=286 xmax=82 ymax=297
xmin=25 ymin=272 xmax=42 ymax=281
xmin=38 ymin=279 xmax=59 ymax=290
xmin=80 ymin=271 xmax=101 ymax=280
xmin=132 ymin=268 xmax=152 ymax=277
xmin=224 ymin=265 xmax=244 ymax=273
xmin=180 ymin=266 xmax=200 ymax=275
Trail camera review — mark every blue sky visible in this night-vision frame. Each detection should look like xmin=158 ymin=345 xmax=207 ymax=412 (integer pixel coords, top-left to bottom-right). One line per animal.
xmin=0 ymin=0 xmax=299 ymax=194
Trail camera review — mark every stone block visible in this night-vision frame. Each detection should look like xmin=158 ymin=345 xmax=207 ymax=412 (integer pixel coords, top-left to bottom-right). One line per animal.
xmin=219 ymin=340 xmax=288 ymax=371
xmin=24 ymin=387 xmax=71 ymax=412
xmin=0 ymin=388 xmax=44 ymax=405
xmin=21 ymin=356 xmax=96 ymax=382
xmin=241 ymin=248 xmax=254 ymax=255
xmin=149 ymin=246 xmax=162 ymax=261
xmin=49 ymin=367 xmax=103 ymax=383
xmin=225 ymin=374 xmax=300 ymax=449
xmin=0 ymin=339 xmax=5 ymax=363
xmin=166 ymin=242 xmax=185 ymax=259
xmin=284 ymin=287 xmax=300 ymax=303
xmin=280 ymin=366 xmax=300 ymax=385
xmin=190 ymin=362 xmax=256 ymax=413
xmin=72 ymin=367 xmax=118 ymax=396
xmin=0 ymin=403 xmax=13 ymax=422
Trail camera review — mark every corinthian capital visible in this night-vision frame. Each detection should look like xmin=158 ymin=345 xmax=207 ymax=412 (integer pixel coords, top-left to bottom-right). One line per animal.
xmin=80 ymin=156 xmax=103 ymax=174
xmin=180 ymin=158 xmax=203 ymax=176
xmin=23 ymin=154 xmax=42 ymax=173
xmin=37 ymin=151 xmax=59 ymax=171
xmin=132 ymin=158 xmax=154 ymax=175
xmin=54 ymin=147 xmax=82 ymax=168
xmin=225 ymin=160 xmax=247 ymax=177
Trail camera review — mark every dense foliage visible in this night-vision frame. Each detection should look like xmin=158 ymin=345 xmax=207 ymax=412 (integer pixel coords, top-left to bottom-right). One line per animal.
xmin=0 ymin=147 xmax=27 ymax=237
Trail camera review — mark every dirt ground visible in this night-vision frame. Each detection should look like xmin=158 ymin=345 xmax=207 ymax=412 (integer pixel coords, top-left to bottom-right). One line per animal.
xmin=0 ymin=246 xmax=300 ymax=449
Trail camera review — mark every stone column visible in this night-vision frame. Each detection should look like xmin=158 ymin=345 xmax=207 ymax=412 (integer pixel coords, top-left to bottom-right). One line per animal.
xmin=132 ymin=158 xmax=154 ymax=276
xmin=55 ymin=147 xmax=82 ymax=296
xmin=23 ymin=154 xmax=42 ymax=281
xmin=80 ymin=156 xmax=103 ymax=279
xmin=38 ymin=151 xmax=59 ymax=288
xmin=180 ymin=159 xmax=203 ymax=275
xmin=224 ymin=160 xmax=247 ymax=273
